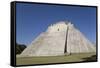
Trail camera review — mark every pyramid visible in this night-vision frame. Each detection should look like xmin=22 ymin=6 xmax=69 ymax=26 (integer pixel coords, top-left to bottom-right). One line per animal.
xmin=20 ymin=21 xmax=96 ymax=57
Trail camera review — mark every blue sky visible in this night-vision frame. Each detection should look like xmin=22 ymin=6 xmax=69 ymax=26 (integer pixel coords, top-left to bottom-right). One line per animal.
xmin=16 ymin=3 xmax=97 ymax=45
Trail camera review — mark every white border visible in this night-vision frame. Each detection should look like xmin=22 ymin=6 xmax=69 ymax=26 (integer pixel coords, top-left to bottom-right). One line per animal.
xmin=0 ymin=0 xmax=99 ymax=68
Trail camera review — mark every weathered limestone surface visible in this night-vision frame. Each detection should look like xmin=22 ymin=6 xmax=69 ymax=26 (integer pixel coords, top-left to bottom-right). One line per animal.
xmin=67 ymin=24 xmax=96 ymax=54
xmin=20 ymin=21 xmax=96 ymax=57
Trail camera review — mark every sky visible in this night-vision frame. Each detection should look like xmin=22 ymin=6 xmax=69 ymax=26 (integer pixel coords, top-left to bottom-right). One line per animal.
xmin=16 ymin=3 xmax=97 ymax=45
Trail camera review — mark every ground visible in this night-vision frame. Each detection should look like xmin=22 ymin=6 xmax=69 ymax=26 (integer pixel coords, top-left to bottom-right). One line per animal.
xmin=16 ymin=52 xmax=97 ymax=65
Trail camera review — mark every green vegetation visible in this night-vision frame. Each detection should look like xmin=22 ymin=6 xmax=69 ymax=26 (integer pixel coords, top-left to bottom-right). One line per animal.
xmin=16 ymin=52 xmax=96 ymax=65
xmin=16 ymin=43 xmax=27 ymax=54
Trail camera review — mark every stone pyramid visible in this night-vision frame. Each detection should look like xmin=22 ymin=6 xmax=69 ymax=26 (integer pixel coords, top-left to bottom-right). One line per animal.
xmin=20 ymin=21 xmax=96 ymax=57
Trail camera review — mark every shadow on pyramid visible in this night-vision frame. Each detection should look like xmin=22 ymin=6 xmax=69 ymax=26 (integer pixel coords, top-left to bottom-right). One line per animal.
xmin=20 ymin=21 xmax=96 ymax=57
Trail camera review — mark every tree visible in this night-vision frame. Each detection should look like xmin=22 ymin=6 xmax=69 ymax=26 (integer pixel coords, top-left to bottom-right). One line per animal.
xmin=16 ymin=43 xmax=27 ymax=54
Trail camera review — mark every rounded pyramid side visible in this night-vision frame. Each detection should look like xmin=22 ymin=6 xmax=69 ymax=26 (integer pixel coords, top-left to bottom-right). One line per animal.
xmin=66 ymin=24 xmax=96 ymax=54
